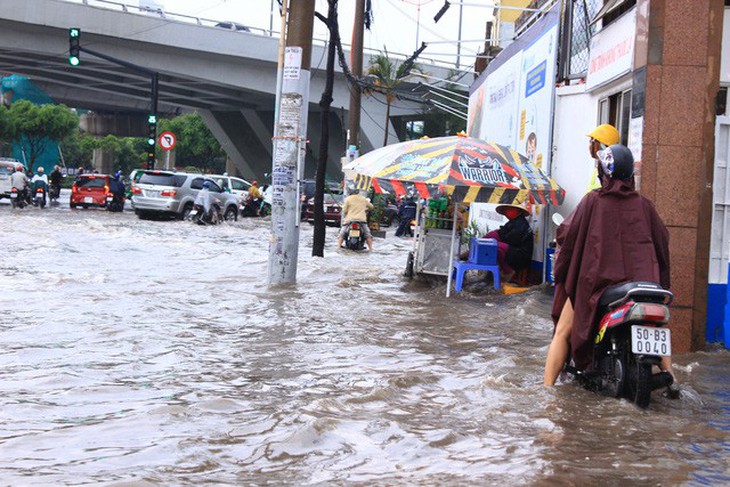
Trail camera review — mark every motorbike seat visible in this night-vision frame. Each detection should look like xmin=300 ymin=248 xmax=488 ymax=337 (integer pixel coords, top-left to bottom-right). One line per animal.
xmin=598 ymin=281 xmax=672 ymax=308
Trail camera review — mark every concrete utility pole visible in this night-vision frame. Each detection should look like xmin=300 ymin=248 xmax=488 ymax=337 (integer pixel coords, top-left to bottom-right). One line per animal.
xmin=346 ymin=0 xmax=365 ymax=151
xmin=268 ymin=0 xmax=315 ymax=285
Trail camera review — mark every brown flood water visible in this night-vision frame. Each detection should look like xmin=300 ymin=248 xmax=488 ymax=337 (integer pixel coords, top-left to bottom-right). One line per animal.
xmin=0 ymin=205 xmax=728 ymax=485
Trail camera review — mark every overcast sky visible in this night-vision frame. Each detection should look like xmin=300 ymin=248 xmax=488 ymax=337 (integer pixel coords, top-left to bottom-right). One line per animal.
xmin=156 ymin=0 xmax=492 ymax=72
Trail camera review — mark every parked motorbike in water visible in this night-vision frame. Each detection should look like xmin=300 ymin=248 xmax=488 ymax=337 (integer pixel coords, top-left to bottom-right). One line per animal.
xmin=342 ymin=221 xmax=367 ymax=251
xmin=189 ymin=203 xmax=221 ymax=225
xmin=566 ymin=281 xmax=675 ymax=409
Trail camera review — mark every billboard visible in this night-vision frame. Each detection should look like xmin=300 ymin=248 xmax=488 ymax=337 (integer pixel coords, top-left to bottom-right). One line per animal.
xmin=467 ymin=5 xmax=560 ymax=265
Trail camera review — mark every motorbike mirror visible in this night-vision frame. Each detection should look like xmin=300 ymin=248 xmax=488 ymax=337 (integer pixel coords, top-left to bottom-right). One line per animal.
xmin=552 ymin=212 xmax=564 ymax=226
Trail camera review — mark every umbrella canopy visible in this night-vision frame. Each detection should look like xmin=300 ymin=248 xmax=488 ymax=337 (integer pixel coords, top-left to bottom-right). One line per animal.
xmin=345 ymin=135 xmax=565 ymax=205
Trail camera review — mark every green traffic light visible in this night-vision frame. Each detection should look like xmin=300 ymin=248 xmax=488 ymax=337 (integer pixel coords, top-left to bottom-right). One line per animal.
xmin=68 ymin=56 xmax=80 ymax=66
xmin=69 ymin=28 xmax=80 ymax=38
xmin=147 ymin=138 xmax=156 ymax=146
xmin=148 ymin=114 xmax=157 ymax=124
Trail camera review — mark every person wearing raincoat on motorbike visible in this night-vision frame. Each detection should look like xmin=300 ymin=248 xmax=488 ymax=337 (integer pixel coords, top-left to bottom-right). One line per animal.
xmin=543 ymin=144 xmax=678 ymax=397
xmin=194 ymin=181 xmax=215 ymax=221
xmin=31 ymin=166 xmax=49 ymax=206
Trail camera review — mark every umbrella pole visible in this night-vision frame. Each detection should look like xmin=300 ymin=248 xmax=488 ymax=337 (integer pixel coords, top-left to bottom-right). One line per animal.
xmin=446 ymin=202 xmax=458 ymax=298
xmin=413 ymin=198 xmax=422 ymax=254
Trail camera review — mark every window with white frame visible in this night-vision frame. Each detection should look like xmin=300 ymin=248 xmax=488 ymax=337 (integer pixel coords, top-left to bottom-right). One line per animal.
xmin=598 ymin=89 xmax=632 ymax=144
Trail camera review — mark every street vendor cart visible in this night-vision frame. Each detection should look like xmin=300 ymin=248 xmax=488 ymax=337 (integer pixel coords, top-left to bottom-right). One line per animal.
xmin=344 ymin=134 xmax=565 ymax=296
xmin=405 ymin=203 xmax=459 ymax=278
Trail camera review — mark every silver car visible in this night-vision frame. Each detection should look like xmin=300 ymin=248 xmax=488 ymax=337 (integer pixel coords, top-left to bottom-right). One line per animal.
xmin=131 ymin=170 xmax=241 ymax=220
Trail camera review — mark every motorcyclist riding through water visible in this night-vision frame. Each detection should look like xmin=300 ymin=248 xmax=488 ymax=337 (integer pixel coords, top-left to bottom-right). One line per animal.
xmin=192 ymin=180 xmax=218 ymax=223
xmin=107 ymin=170 xmax=126 ymax=211
xmin=31 ymin=166 xmax=49 ymax=207
xmin=245 ymin=180 xmax=264 ymax=216
xmin=544 ymin=143 xmax=679 ymax=400
xmin=49 ymin=165 xmax=63 ymax=203
xmin=336 ymin=186 xmax=374 ymax=251
xmin=11 ymin=164 xmax=29 ymax=207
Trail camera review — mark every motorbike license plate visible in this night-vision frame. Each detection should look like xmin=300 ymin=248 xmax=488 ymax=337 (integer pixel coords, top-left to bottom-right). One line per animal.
xmin=106 ymin=197 xmax=113 ymax=202
xmin=189 ymin=210 xmax=198 ymax=217
xmin=350 ymin=229 xmax=361 ymax=238
xmin=631 ymin=325 xmax=671 ymax=356
xmin=84 ymin=197 xmax=93 ymax=203
xmin=10 ymin=192 xmax=16 ymax=198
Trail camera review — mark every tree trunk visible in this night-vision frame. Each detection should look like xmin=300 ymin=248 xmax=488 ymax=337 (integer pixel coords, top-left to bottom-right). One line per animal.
xmin=383 ymin=99 xmax=391 ymax=146
xmin=312 ymin=0 xmax=338 ymax=257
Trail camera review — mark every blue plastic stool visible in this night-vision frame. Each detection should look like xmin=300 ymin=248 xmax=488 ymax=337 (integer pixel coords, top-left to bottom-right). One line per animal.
xmin=452 ymin=238 xmax=501 ymax=292
xmin=452 ymin=260 xmax=501 ymax=291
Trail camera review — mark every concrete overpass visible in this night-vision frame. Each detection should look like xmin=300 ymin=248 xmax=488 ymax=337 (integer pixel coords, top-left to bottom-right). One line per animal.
xmin=0 ymin=0 xmax=462 ymax=179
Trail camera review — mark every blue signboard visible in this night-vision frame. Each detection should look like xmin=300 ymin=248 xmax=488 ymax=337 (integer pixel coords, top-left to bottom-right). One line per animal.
xmin=525 ymin=60 xmax=546 ymax=98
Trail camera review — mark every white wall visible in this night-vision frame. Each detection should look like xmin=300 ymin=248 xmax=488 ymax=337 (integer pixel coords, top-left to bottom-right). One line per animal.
xmin=550 ymin=84 xmax=597 ymax=220
xmin=721 ymin=8 xmax=730 ymax=84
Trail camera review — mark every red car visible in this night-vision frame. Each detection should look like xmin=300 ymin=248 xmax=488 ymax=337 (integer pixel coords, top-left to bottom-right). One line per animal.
xmin=303 ymin=193 xmax=343 ymax=225
xmin=70 ymin=174 xmax=113 ymax=209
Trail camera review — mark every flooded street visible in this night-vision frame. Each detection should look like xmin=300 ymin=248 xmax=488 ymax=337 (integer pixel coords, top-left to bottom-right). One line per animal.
xmin=0 ymin=201 xmax=729 ymax=485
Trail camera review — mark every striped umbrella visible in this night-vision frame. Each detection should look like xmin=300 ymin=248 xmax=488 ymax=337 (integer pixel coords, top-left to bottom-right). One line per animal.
xmin=345 ymin=135 xmax=565 ymax=205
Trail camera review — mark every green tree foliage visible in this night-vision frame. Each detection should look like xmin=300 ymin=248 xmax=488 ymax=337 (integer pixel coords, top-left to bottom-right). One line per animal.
xmin=0 ymin=104 xmax=18 ymax=155
xmin=7 ymin=100 xmax=78 ymax=172
xmin=59 ymin=132 xmax=98 ymax=169
xmin=60 ymin=113 xmax=225 ymax=175
xmin=366 ymin=49 xmax=424 ymax=145
xmin=158 ymin=114 xmax=225 ymax=173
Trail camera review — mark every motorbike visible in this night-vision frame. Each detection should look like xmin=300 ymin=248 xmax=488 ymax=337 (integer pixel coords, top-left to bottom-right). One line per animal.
xmin=241 ymin=197 xmax=271 ymax=218
xmin=106 ymin=192 xmax=125 ymax=212
xmin=33 ymin=186 xmax=46 ymax=208
xmin=49 ymin=183 xmax=61 ymax=204
xmin=566 ymin=281 xmax=675 ymax=409
xmin=189 ymin=203 xmax=221 ymax=225
xmin=10 ymin=187 xmax=27 ymax=209
xmin=342 ymin=221 xmax=367 ymax=251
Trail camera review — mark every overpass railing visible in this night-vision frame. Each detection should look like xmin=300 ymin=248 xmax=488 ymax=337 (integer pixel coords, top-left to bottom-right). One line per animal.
xmin=62 ymin=0 xmax=468 ymax=72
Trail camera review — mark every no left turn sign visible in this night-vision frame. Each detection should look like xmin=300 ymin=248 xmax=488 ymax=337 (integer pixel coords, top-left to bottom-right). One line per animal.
xmin=159 ymin=131 xmax=177 ymax=151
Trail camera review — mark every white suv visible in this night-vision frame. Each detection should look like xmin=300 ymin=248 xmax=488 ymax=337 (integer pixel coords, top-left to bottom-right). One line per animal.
xmin=0 ymin=158 xmax=23 ymax=199
xmin=209 ymin=174 xmax=253 ymax=199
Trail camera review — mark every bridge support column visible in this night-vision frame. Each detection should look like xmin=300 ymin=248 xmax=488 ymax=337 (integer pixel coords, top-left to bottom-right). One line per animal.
xmin=92 ymin=147 xmax=115 ymax=174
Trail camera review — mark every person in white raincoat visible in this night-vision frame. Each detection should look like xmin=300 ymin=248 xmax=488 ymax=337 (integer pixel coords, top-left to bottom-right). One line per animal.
xmin=194 ymin=181 xmax=215 ymax=220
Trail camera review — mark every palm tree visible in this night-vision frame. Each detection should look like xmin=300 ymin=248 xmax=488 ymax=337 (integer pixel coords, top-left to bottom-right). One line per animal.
xmin=366 ymin=49 xmax=423 ymax=145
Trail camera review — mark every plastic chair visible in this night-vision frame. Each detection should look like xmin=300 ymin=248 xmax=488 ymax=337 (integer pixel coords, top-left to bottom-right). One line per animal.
xmin=452 ymin=238 xmax=501 ymax=292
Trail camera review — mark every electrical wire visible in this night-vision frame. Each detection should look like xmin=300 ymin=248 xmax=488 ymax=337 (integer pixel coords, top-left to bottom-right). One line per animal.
xmin=361 ymin=104 xmax=399 ymax=142
xmin=382 ymin=0 xmax=480 ymax=54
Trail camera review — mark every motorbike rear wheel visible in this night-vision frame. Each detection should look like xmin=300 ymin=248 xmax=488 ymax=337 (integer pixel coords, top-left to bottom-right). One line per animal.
xmin=626 ymin=355 xmax=652 ymax=409
xmin=599 ymin=354 xmax=625 ymax=398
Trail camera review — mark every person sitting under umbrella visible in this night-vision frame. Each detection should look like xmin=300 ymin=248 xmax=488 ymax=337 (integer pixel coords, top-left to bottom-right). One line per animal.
xmin=480 ymin=203 xmax=533 ymax=281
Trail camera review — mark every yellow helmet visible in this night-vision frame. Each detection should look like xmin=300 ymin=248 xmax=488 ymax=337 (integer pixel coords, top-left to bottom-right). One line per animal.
xmin=586 ymin=124 xmax=620 ymax=146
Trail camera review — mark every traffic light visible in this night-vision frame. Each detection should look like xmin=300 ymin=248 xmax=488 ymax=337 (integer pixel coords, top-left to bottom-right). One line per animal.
xmin=147 ymin=113 xmax=157 ymax=168
xmin=68 ymin=28 xmax=80 ymax=66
